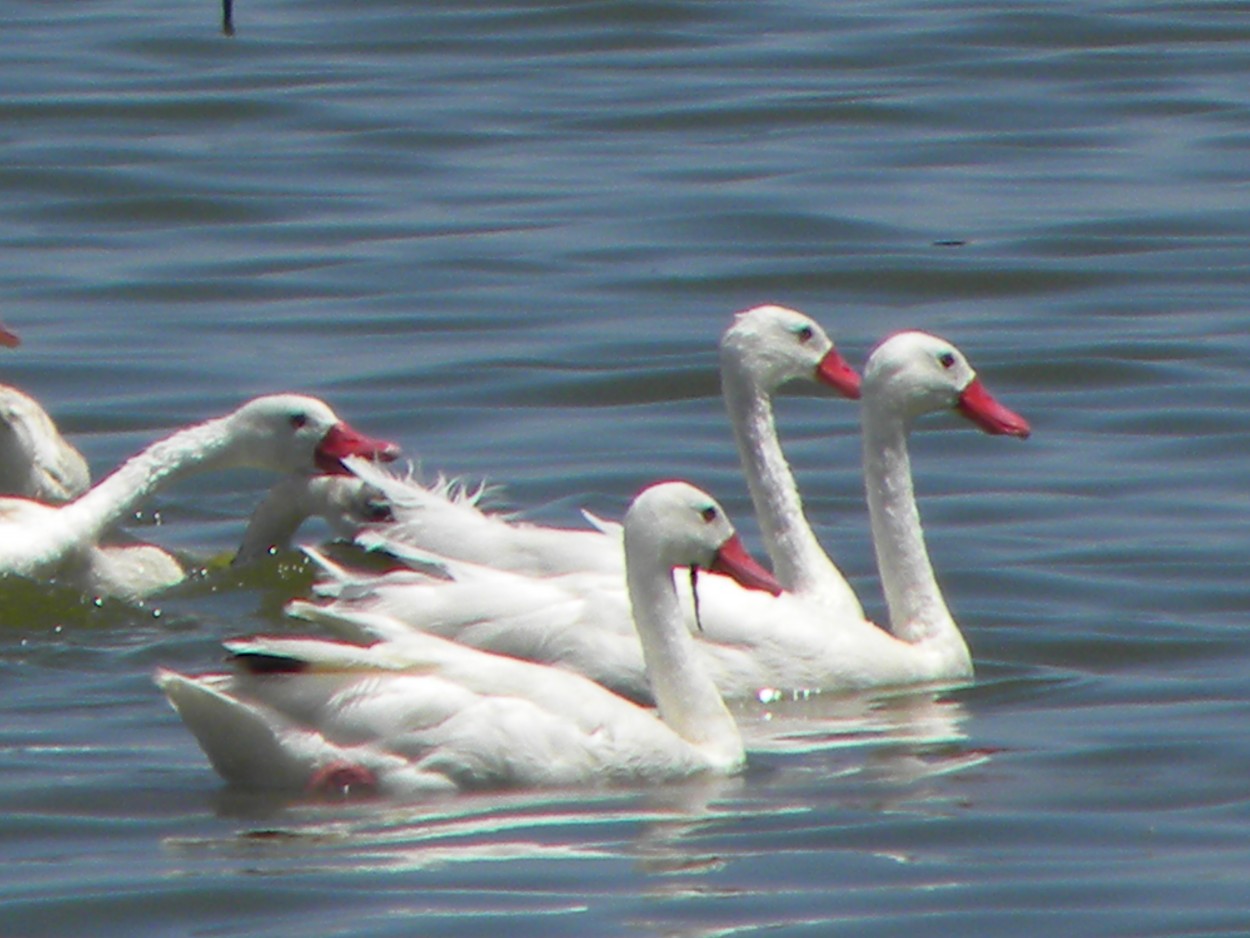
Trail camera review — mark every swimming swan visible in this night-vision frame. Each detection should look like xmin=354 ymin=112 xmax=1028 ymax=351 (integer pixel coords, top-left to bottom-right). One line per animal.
xmin=296 ymin=333 xmax=1029 ymax=700
xmin=157 ymin=481 xmax=781 ymax=797
xmin=0 ymin=394 xmax=398 ymax=598
xmin=346 ymin=305 xmax=862 ymax=604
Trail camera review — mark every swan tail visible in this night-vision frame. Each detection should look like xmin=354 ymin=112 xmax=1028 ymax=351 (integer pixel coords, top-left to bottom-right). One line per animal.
xmin=156 ymin=668 xmax=326 ymax=790
xmin=579 ymin=509 xmax=622 ymax=538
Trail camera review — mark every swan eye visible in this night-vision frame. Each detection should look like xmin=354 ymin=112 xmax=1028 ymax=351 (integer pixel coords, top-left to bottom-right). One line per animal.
xmin=700 ymin=506 xmax=718 ymax=523
xmin=289 ymin=413 xmax=309 ymax=430
xmin=938 ymin=351 xmax=956 ymax=369
xmin=795 ymin=325 xmax=814 ymax=343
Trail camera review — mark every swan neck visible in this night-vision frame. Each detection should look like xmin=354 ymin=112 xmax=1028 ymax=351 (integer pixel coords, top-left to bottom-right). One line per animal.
xmin=721 ymin=361 xmax=861 ymax=617
xmin=624 ymin=537 xmax=743 ymax=768
xmin=234 ymin=477 xmax=314 ymax=564
xmin=60 ymin=414 xmax=244 ymax=545
xmin=862 ymin=400 xmax=955 ymax=643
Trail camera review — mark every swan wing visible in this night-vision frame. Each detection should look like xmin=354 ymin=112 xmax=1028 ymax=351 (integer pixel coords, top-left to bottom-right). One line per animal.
xmin=290 ymin=567 xmax=652 ymax=703
xmin=345 ymin=457 xmax=622 ymax=577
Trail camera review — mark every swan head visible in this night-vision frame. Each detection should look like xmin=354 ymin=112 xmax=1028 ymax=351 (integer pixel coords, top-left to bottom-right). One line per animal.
xmin=0 ymin=386 xmax=90 ymax=501
xmin=863 ymin=332 xmax=1030 ymax=437
xmin=227 ymin=395 xmax=402 ymax=475
xmin=720 ymin=305 xmax=861 ymax=400
xmin=625 ymin=481 xmax=783 ymax=595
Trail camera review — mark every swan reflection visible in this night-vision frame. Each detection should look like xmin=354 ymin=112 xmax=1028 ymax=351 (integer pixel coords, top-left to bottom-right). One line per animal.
xmin=168 ymin=684 xmax=985 ymax=880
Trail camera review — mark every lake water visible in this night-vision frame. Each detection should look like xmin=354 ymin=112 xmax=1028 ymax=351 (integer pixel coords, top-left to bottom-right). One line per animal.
xmin=3 ymin=0 xmax=1250 ymax=934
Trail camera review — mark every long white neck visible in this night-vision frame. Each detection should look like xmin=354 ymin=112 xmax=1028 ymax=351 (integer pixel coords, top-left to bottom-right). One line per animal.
xmin=861 ymin=398 xmax=965 ymax=653
xmin=624 ymin=541 xmax=743 ymax=770
xmin=234 ymin=475 xmax=328 ymax=564
xmin=56 ymin=413 xmax=249 ymax=552
xmin=721 ymin=360 xmax=863 ymax=620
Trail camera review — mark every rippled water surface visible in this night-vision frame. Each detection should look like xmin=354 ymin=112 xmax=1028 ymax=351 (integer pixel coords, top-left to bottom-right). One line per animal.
xmin=4 ymin=0 xmax=1250 ymax=934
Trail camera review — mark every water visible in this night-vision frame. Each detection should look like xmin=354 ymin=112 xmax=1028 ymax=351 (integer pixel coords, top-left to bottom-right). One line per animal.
xmin=2 ymin=0 xmax=1250 ymax=933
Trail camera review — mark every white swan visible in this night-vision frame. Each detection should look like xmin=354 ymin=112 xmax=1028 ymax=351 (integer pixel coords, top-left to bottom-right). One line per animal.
xmin=345 ymin=305 xmax=864 ymax=589
xmin=0 ymin=384 xmax=90 ymax=503
xmin=156 ymin=481 xmax=781 ymax=797
xmin=293 ymin=332 xmax=1029 ymax=700
xmin=0 ymin=394 xmax=399 ymax=599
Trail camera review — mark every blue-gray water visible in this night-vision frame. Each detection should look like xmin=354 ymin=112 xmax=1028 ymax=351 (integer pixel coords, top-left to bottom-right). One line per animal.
xmin=3 ymin=0 xmax=1250 ymax=934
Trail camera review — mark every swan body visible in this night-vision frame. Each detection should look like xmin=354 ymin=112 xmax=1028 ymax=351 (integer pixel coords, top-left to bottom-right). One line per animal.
xmin=344 ymin=305 xmax=863 ymax=591
xmin=296 ymin=333 xmax=1029 ymax=700
xmin=0 ymin=384 xmax=90 ymax=503
xmin=0 ymin=394 xmax=398 ymax=599
xmin=157 ymin=482 xmax=780 ymax=797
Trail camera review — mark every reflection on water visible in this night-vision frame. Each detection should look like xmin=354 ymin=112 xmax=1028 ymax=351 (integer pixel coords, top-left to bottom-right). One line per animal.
xmin=154 ymin=684 xmax=986 ymax=887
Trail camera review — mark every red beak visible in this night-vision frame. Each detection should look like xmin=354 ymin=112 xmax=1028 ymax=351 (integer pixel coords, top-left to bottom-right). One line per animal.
xmin=0 ymin=324 xmax=20 ymax=349
xmin=708 ymin=534 xmax=783 ymax=596
xmin=955 ymin=378 xmax=1031 ymax=438
xmin=815 ymin=348 xmax=862 ymax=400
xmin=315 ymin=422 xmax=401 ymax=475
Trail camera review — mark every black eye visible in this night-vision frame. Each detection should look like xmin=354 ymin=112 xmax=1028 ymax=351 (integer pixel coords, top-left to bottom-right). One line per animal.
xmin=289 ymin=413 xmax=308 ymax=429
xmin=701 ymin=506 xmax=718 ymax=523
xmin=938 ymin=351 xmax=956 ymax=369
xmin=796 ymin=325 xmax=814 ymax=343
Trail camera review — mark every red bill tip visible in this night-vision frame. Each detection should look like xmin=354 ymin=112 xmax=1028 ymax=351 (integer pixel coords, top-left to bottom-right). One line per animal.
xmin=955 ymin=378 xmax=1031 ymax=438
xmin=315 ymin=422 xmax=401 ymax=475
xmin=708 ymin=533 xmax=784 ymax=596
xmin=815 ymin=348 xmax=862 ymax=400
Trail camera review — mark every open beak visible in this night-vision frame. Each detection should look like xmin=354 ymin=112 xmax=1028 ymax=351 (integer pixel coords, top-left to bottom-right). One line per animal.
xmin=955 ymin=378 xmax=1031 ymax=438
xmin=815 ymin=348 xmax=862 ymax=400
xmin=708 ymin=534 xmax=783 ymax=596
xmin=315 ymin=423 xmax=401 ymax=475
